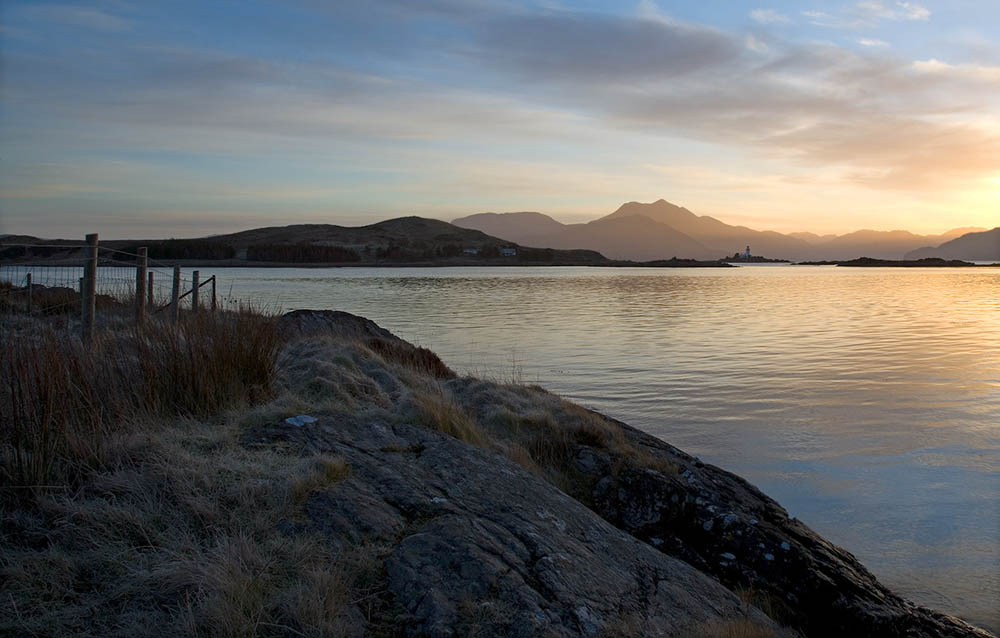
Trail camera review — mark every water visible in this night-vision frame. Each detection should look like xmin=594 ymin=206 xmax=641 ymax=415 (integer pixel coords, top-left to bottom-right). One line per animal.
xmin=13 ymin=264 xmax=1000 ymax=630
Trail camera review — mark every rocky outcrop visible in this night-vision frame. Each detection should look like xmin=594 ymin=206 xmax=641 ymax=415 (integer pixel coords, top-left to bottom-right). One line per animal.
xmin=259 ymin=310 xmax=994 ymax=638
xmin=245 ymin=413 xmax=789 ymax=637
xmin=570 ymin=418 xmax=993 ymax=637
xmin=279 ymin=308 xmax=399 ymax=341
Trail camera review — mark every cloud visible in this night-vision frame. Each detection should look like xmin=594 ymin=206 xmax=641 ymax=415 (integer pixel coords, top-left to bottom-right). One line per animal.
xmin=912 ymin=59 xmax=1000 ymax=84
xmin=746 ymin=34 xmax=769 ymax=53
xmin=3 ymin=0 xmax=997 ymax=204
xmin=895 ymin=1 xmax=931 ymax=20
xmin=858 ymin=38 xmax=889 ymax=47
xmin=750 ymin=9 xmax=791 ymax=25
xmin=804 ymin=2 xmax=930 ymax=29
xmin=475 ymin=10 xmax=742 ymax=81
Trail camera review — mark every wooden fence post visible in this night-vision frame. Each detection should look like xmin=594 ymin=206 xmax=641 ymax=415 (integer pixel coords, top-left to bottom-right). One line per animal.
xmin=82 ymin=233 xmax=98 ymax=342
xmin=192 ymin=270 xmax=200 ymax=313
xmin=171 ymin=266 xmax=181 ymax=323
xmin=147 ymin=271 xmax=154 ymax=309
xmin=135 ymin=247 xmax=147 ymax=326
xmin=25 ymin=272 xmax=32 ymax=313
xmin=211 ymin=276 xmax=217 ymax=312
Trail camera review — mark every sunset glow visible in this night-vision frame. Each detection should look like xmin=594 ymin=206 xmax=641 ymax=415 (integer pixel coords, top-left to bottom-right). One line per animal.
xmin=1 ymin=1 xmax=998 ymax=237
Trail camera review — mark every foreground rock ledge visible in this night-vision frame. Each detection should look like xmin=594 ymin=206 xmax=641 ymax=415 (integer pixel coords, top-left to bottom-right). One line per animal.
xmin=254 ymin=310 xmax=993 ymax=638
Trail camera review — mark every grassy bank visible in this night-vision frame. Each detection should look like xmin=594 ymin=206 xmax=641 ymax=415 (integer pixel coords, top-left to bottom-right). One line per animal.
xmin=1 ymin=307 xmax=780 ymax=637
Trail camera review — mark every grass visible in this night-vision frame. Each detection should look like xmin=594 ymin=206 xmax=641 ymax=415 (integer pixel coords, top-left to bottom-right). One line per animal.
xmin=696 ymin=618 xmax=778 ymax=638
xmin=411 ymin=388 xmax=488 ymax=447
xmin=1 ymin=308 xmax=279 ymax=496
xmin=0 ymin=418 xmax=368 ymax=637
xmin=365 ymin=336 xmax=455 ymax=379
xmin=0 ymin=282 xmax=122 ymax=315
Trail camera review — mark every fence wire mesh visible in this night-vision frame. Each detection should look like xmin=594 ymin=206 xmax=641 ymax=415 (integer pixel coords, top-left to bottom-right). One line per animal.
xmin=1 ymin=244 xmax=218 ymax=316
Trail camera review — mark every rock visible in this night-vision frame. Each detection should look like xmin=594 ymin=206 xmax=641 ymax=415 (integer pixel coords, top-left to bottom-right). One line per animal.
xmin=278 ymin=309 xmax=397 ymax=341
xmin=251 ymin=411 xmax=789 ymax=638
xmin=586 ymin=418 xmax=994 ymax=638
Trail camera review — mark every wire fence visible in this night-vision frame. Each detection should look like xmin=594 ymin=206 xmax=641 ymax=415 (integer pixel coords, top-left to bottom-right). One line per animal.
xmin=0 ymin=242 xmax=215 ymax=319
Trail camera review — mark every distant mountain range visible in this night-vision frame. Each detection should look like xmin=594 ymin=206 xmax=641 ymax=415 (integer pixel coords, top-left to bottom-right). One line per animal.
xmin=454 ymin=200 xmax=993 ymax=261
xmin=8 ymin=206 xmax=995 ymax=265
xmin=905 ymin=227 xmax=1000 ymax=261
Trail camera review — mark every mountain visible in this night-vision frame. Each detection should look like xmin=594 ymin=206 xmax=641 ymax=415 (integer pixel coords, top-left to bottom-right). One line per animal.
xmin=457 ymin=201 xmax=958 ymax=260
xmin=599 ymin=200 xmax=815 ymax=259
xmin=812 ymin=228 xmax=991 ymax=260
xmin=788 ymin=231 xmax=837 ymax=244
xmin=905 ymin=228 xmax=1000 ymax=261
xmin=938 ymin=227 xmax=988 ymax=240
xmin=525 ymin=214 xmax=714 ymax=261
xmin=816 ymin=229 xmax=933 ymax=260
xmin=450 ymin=212 xmax=566 ymax=245
xmin=454 ymin=210 xmax=715 ymax=260
xmin=455 ymin=200 xmax=992 ymax=261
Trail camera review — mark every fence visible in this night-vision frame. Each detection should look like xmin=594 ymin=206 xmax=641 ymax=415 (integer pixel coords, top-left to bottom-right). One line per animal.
xmin=1 ymin=234 xmax=219 ymax=341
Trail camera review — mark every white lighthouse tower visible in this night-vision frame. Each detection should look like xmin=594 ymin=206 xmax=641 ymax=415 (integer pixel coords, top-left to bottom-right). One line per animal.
xmin=744 ymin=245 xmax=751 ymax=260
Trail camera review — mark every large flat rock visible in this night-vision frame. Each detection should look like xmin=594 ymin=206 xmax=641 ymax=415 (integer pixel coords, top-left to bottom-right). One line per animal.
xmin=247 ymin=413 xmax=788 ymax=637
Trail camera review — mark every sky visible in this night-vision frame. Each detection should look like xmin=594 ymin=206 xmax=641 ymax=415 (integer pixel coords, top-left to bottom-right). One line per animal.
xmin=1 ymin=0 xmax=998 ymax=238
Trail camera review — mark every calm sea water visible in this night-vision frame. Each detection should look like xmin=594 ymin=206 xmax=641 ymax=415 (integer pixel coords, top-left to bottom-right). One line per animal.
xmin=26 ymin=264 xmax=1000 ymax=630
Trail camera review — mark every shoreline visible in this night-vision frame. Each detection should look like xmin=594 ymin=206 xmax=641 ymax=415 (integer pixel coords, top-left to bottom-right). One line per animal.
xmin=1 ymin=257 xmax=735 ymax=268
xmin=1 ymin=305 xmax=993 ymax=637
xmin=5 ymin=256 xmax=997 ymax=269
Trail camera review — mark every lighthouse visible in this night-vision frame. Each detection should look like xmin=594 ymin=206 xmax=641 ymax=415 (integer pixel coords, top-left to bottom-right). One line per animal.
xmin=744 ymin=245 xmax=751 ymax=260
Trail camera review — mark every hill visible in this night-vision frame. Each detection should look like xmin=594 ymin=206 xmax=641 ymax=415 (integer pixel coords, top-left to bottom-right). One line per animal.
xmin=1 ymin=217 xmax=611 ymax=266
xmin=207 ymin=217 xmax=494 ymax=249
xmin=905 ymin=228 xmax=1000 ymax=261
xmin=450 ymin=211 xmax=566 ymax=244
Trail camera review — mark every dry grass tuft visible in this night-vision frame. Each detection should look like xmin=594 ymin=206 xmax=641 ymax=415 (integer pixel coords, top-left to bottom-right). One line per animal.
xmin=696 ymin=618 xmax=777 ymax=638
xmin=289 ymin=455 xmax=351 ymax=503
xmin=366 ymin=336 xmax=455 ymax=379
xmin=412 ymin=389 xmax=488 ymax=447
xmin=456 ymin=598 xmax=517 ymax=637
